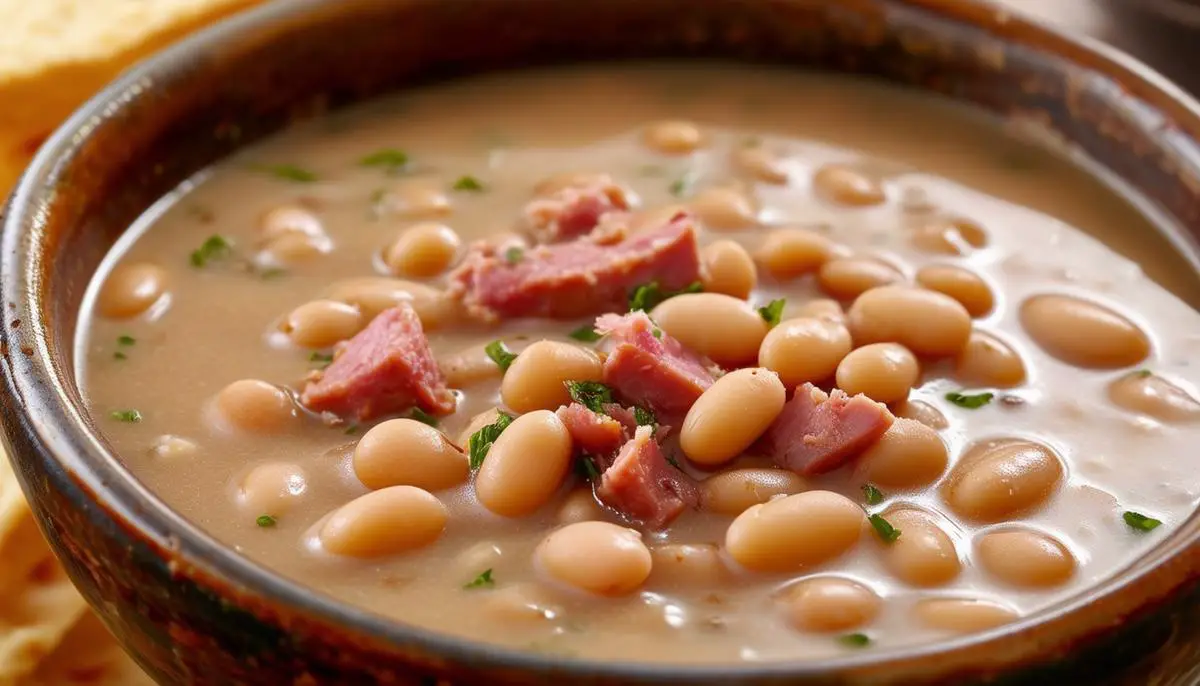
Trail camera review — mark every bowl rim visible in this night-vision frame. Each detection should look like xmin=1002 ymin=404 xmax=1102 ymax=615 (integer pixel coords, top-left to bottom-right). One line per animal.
xmin=5 ymin=0 xmax=1200 ymax=680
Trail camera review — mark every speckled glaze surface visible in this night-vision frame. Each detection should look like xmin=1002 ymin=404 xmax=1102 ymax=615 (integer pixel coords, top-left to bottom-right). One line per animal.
xmin=3 ymin=0 xmax=1200 ymax=684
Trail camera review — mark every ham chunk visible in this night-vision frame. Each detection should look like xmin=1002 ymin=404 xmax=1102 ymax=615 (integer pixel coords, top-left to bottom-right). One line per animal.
xmin=597 ymin=426 xmax=699 ymax=529
xmin=450 ymin=213 xmax=701 ymax=321
xmin=762 ymin=383 xmax=894 ymax=476
xmin=301 ymin=304 xmax=455 ymax=421
xmin=557 ymin=403 xmax=627 ymax=463
xmin=596 ymin=311 xmax=716 ymax=419
xmin=525 ymin=180 xmax=630 ymax=243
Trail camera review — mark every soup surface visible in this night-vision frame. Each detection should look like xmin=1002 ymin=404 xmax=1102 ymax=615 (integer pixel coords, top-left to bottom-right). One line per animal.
xmin=78 ymin=65 xmax=1200 ymax=663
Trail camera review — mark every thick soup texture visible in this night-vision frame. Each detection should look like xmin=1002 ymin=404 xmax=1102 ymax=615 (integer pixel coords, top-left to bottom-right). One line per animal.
xmin=79 ymin=66 xmax=1200 ymax=663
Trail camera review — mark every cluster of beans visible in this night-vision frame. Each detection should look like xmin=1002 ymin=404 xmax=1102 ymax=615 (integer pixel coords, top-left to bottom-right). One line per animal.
xmin=93 ymin=118 xmax=1193 ymax=641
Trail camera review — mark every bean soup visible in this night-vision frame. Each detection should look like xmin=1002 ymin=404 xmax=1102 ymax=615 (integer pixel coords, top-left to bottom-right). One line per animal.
xmin=78 ymin=65 xmax=1200 ymax=663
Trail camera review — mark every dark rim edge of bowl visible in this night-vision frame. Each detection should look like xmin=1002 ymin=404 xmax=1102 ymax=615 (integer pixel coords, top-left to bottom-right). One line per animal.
xmin=2 ymin=0 xmax=1199 ymax=681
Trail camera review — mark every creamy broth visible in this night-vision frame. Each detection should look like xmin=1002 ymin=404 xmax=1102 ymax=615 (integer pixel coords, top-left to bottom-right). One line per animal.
xmin=78 ymin=65 xmax=1200 ymax=663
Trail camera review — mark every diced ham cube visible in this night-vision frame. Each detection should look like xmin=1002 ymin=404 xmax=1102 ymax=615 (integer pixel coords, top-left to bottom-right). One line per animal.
xmin=525 ymin=180 xmax=630 ymax=243
xmin=597 ymin=426 xmax=699 ymax=529
xmin=449 ymin=213 xmax=701 ymax=321
xmin=301 ymin=304 xmax=455 ymax=421
xmin=596 ymin=311 xmax=717 ymax=419
xmin=761 ymin=383 xmax=894 ymax=476
xmin=556 ymin=403 xmax=627 ymax=464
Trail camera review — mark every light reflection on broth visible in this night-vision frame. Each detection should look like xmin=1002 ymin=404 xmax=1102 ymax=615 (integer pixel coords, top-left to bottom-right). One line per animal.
xmin=77 ymin=64 xmax=1200 ymax=663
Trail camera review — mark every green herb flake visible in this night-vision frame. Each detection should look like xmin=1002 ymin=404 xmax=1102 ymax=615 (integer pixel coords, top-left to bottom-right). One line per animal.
xmin=862 ymin=483 xmax=884 ymax=506
xmin=758 ymin=298 xmax=786 ymax=327
xmin=463 ymin=568 xmax=495 ymax=589
xmin=468 ymin=412 xmax=515 ymax=470
xmin=256 ymin=514 xmax=277 ymax=528
xmin=1123 ymin=511 xmax=1163 ymax=532
xmin=409 ymin=407 xmax=439 ymax=428
xmin=568 ymin=325 xmax=602 ymax=343
xmin=359 ymin=148 xmax=410 ymax=173
xmin=633 ymin=406 xmax=656 ymax=427
xmin=117 ymin=335 xmax=136 ymax=347
xmin=566 ymin=380 xmax=614 ymax=414
xmin=628 ymin=280 xmax=703 ymax=312
xmin=839 ymin=633 xmax=871 ymax=648
xmin=665 ymin=452 xmax=683 ymax=470
xmin=254 ymin=266 xmax=287 ymax=280
xmin=945 ymin=391 xmax=994 ymax=410
xmin=452 ymin=175 xmax=485 ymax=192
xmin=189 ymin=234 xmax=234 ymax=267
xmin=343 ymin=423 xmax=360 ymax=435
xmin=652 ymin=328 xmax=663 ymax=339
xmin=309 ymin=351 xmax=334 ymax=369
xmin=577 ymin=456 xmax=601 ymax=481
xmin=484 ymin=340 xmax=518 ymax=372
xmin=667 ymin=176 xmax=691 ymax=198
xmin=868 ymin=514 xmax=901 ymax=543
xmin=253 ymin=164 xmax=317 ymax=183
xmin=504 ymin=246 xmax=525 ymax=265
xmin=110 ymin=409 xmax=142 ymax=423
xmin=112 ymin=351 xmax=127 ymax=361
xmin=1133 ymin=369 xmax=1153 ymax=378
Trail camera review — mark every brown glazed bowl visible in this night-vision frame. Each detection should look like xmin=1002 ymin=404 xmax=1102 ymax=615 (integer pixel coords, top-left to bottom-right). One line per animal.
xmin=3 ymin=0 xmax=1200 ymax=683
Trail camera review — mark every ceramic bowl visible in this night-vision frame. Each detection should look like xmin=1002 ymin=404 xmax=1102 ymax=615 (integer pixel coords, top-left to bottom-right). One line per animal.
xmin=3 ymin=0 xmax=1200 ymax=683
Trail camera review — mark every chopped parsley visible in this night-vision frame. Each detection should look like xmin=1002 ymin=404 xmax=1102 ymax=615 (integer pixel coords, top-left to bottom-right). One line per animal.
xmin=253 ymin=164 xmax=317 ymax=183
xmin=463 ymin=568 xmax=495 ymax=589
xmin=189 ymin=234 xmax=234 ymax=267
xmin=359 ymin=148 xmax=410 ymax=173
xmin=452 ymin=175 xmax=485 ymax=192
xmin=468 ymin=412 xmax=515 ymax=470
xmin=309 ymin=351 xmax=334 ymax=369
xmin=667 ymin=170 xmax=698 ymax=198
xmin=1132 ymin=369 xmax=1153 ymax=378
xmin=839 ymin=633 xmax=871 ymax=648
xmin=664 ymin=452 xmax=683 ymax=470
xmin=569 ymin=325 xmax=602 ymax=343
xmin=409 ymin=407 xmax=439 ymax=428
xmin=343 ymin=423 xmax=360 ymax=435
xmin=484 ymin=340 xmax=518 ymax=372
xmin=633 ymin=406 xmax=656 ymax=427
xmin=253 ymin=266 xmax=287 ymax=280
xmin=945 ymin=391 xmax=994 ymax=409
xmin=868 ymin=514 xmax=901 ymax=543
xmin=862 ymin=483 xmax=884 ymax=506
xmin=113 ymin=335 xmax=135 ymax=360
xmin=652 ymin=327 xmax=663 ymax=339
xmin=110 ymin=409 xmax=142 ymax=423
xmin=758 ymin=298 xmax=786 ymax=327
xmin=1123 ymin=511 xmax=1162 ymax=532
xmin=628 ymin=280 xmax=702 ymax=312
xmin=256 ymin=515 xmax=277 ymax=528
xmin=504 ymin=246 xmax=525 ymax=265
xmin=577 ymin=456 xmax=601 ymax=480
xmin=566 ymin=380 xmax=614 ymax=414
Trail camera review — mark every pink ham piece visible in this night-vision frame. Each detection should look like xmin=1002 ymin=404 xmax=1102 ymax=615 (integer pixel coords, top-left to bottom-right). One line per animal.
xmin=449 ymin=212 xmax=701 ymax=321
xmin=597 ymin=426 xmax=699 ymax=529
xmin=596 ymin=311 xmax=717 ymax=419
xmin=525 ymin=179 xmax=630 ymax=243
xmin=301 ymin=303 xmax=455 ymax=421
xmin=762 ymin=383 xmax=894 ymax=476
xmin=556 ymin=403 xmax=627 ymax=463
